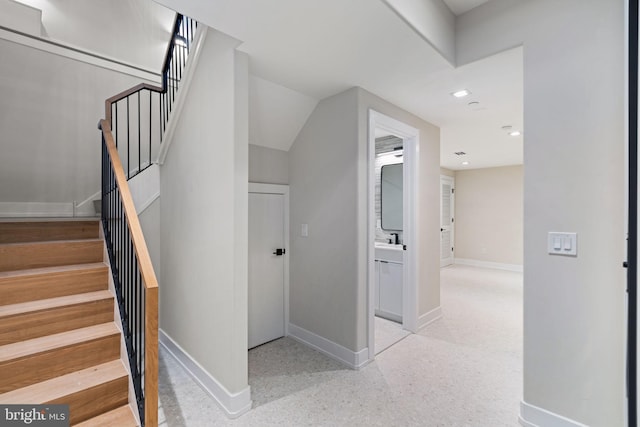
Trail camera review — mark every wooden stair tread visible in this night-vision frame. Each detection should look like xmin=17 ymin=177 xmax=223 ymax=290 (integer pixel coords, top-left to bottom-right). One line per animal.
xmin=0 ymin=322 xmax=119 ymax=363
xmin=0 ymin=359 xmax=127 ymax=403
xmin=75 ymin=405 xmax=139 ymax=427
xmin=0 ymin=290 xmax=112 ymax=318
xmin=0 ymin=262 xmax=107 ymax=279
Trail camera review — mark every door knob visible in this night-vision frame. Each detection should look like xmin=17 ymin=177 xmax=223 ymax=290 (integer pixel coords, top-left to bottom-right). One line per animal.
xmin=273 ymin=248 xmax=285 ymax=256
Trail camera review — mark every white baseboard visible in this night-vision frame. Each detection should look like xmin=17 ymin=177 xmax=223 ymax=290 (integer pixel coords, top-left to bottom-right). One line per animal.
xmin=455 ymin=258 xmax=523 ymax=273
xmin=0 ymin=202 xmax=74 ymax=217
xmin=288 ymin=323 xmax=368 ymax=369
xmin=418 ymin=306 xmax=442 ymax=330
xmin=519 ymin=400 xmax=587 ymax=427
xmin=0 ymin=201 xmax=100 ymax=218
xmin=159 ymin=329 xmax=252 ymax=418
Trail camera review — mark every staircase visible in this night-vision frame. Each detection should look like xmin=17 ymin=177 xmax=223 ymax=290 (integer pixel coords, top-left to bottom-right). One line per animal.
xmin=0 ymin=220 xmax=139 ymax=426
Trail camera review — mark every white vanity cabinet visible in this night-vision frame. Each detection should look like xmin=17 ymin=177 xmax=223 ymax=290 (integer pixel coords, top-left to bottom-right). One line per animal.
xmin=374 ymin=245 xmax=403 ymax=323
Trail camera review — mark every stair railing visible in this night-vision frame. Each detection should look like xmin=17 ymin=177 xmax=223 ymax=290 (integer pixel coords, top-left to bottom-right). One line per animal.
xmin=104 ymin=13 xmax=197 ymax=180
xmin=97 ymin=12 xmax=197 ymax=427
xmin=100 ymin=121 xmax=158 ymax=426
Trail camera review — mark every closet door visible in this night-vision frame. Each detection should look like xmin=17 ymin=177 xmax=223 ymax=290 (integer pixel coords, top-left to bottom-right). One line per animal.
xmin=440 ymin=176 xmax=455 ymax=267
xmin=248 ymin=192 xmax=285 ymax=349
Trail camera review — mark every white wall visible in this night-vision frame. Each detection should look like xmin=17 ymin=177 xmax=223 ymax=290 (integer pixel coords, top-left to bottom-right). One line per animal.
xmin=458 ymin=1 xmax=625 ymax=425
xmin=0 ymin=0 xmax=41 ymax=36
xmin=289 ymin=88 xmax=360 ymax=351
xmin=9 ymin=0 xmax=175 ymax=71
xmin=0 ymin=37 xmax=153 ymax=216
xmin=138 ymin=197 xmax=161 ymax=282
xmin=440 ymin=167 xmax=454 ymax=178
xmin=159 ymin=28 xmax=250 ymax=408
xmin=248 ymin=144 xmax=288 ymax=184
xmin=454 ymin=165 xmax=523 ymax=266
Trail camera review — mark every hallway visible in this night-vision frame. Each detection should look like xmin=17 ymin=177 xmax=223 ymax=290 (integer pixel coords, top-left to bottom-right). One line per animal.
xmin=158 ymin=265 xmax=522 ymax=426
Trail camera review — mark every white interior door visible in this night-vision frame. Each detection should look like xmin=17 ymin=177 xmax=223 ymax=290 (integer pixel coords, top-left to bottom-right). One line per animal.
xmin=440 ymin=176 xmax=455 ymax=267
xmin=248 ymin=192 xmax=285 ymax=349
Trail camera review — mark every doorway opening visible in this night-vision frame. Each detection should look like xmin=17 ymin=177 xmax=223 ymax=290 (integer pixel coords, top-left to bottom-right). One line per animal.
xmin=368 ymin=110 xmax=419 ymax=360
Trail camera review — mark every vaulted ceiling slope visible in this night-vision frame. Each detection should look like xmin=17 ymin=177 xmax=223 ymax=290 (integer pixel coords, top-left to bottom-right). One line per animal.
xmin=154 ymin=0 xmax=522 ymax=168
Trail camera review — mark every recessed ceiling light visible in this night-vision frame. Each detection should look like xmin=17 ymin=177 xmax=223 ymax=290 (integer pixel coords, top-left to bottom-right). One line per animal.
xmin=454 ymin=151 xmax=466 ymax=156
xmin=451 ymin=89 xmax=471 ymax=98
xmin=468 ymin=101 xmax=479 ymax=106
xmin=509 ymin=131 xmax=521 ymax=136
xmin=461 ymin=161 xmax=470 ymax=165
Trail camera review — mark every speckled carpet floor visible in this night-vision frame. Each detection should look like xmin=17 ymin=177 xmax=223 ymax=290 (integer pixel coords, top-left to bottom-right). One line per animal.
xmin=374 ymin=315 xmax=411 ymax=354
xmin=158 ymin=264 xmax=523 ymax=426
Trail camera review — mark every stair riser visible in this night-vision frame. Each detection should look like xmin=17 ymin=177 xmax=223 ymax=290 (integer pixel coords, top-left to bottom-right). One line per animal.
xmin=0 ymin=266 xmax=108 ymax=306
xmin=0 ymin=334 xmax=120 ymax=393
xmin=0 ymin=240 xmax=103 ymax=272
xmin=49 ymin=376 xmax=128 ymax=425
xmin=0 ymin=299 xmax=114 ymax=345
xmin=0 ymin=221 xmax=99 ymax=244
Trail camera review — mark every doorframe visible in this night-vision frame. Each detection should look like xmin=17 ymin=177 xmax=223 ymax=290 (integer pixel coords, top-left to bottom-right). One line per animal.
xmin=628 ymin=0 xmax=638 ymax=423
xmin=248 ymin=182 xmax=290 ymax=337
xmin=440 ymin=175 xmax=455 ymax=267
xmin=367 ymin=110 xmax=419 ymax=361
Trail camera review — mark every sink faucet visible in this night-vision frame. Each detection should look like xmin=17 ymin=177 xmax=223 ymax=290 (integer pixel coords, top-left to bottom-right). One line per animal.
xmin=390 ymin=233 xmax=400 ymax=245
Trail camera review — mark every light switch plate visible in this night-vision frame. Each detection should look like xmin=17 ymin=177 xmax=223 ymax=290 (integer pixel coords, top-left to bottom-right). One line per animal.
xmin=548 ymin=232 xmax=577 ymax=256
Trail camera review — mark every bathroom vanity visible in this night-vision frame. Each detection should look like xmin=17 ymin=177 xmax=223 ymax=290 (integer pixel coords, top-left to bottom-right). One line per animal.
xmin=374 ymin=243 xmax=403 ymax=323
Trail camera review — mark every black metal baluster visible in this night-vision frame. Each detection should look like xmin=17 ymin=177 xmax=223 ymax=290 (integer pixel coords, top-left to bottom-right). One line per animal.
xmin=126 ymin=97 xmax=130 ymax=179
xmin=185 ymin=19 xmax=189 ymax=52
xmin=138 ymin=92 xmax=141 ymax=175
xmin=115 ymin=103 xmax=118 ymax=148
xmin=127 ymin=228 xmax=132 ymax=344
xmin=160 ymin=93 xmax=164 ymax=138
xmin=149 ymin=91 xmax=152 ymax=164
xmin=172 ymin=50 xmax=176 ymax=103
xmin=120 ymin=196 xmax=125 ymax=306
xmin=136 ymin=265 xmax=141 ymax=390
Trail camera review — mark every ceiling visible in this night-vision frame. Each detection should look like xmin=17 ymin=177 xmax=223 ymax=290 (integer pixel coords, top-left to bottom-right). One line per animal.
xmin=156 ymin=0 xmax=522 ymax=170
xmin=442 ymin=0 xmax=492 ymax=16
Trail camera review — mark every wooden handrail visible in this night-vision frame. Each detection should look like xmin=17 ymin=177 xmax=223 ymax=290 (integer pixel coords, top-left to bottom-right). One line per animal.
xmin=100 ymin=119 xmax=158 ymax=426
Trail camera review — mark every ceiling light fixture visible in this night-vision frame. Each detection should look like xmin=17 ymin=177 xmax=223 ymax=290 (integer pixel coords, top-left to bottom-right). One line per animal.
xmin=509 ymin=131 xmax=522 ymax=137
xmin=451 ymin=89 xmax=471 ymax=98
xmin=501 ymin=125 xmax=513 ymax=131
xmin=461 ymin=161 xmax=470 ymax=166
xmin=468 ymin=101 xmax=479 ymax=106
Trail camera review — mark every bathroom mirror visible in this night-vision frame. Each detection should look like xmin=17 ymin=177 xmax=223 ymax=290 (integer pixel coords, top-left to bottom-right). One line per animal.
xmin=381 ymin=163 xmax=403 ymax=231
